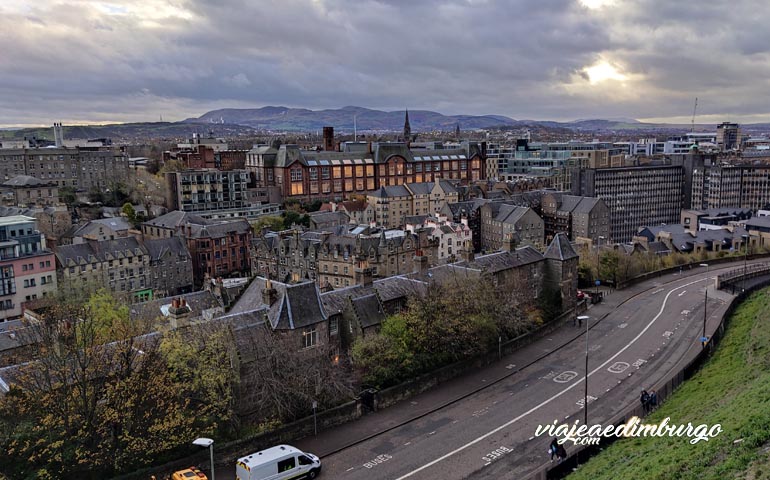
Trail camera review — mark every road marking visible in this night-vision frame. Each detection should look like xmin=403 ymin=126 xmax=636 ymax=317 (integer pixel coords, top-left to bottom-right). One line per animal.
xmin=482 ymin=446 xmax=513 ymax=463
xmin=553 ymin=371 xmax=578 ymax=383
xmin=363 ymin=454 xmax=393 ymax=469
xmin=347 ymin=467 xmax=355 ymax=472
xmin=632 ymin=359 xmax=647 ymax=369
xmin=394 ymin=276 xmax=710 ymax=480
xmin=607 ymin=362 xmax=629 ymax=374
xmin=618 ymin=323 xmax=628 ymax=329
xmin=540 ymin=371 xmax=556 ymax=380
xmin=404 ymin=442 xmax=412 ymax=446
xmin=652 ymin=289 xmax=664 ymax=294
xmin=576 ymin=395 xmax=597 ymax=407
xmin=678 ymin=291 xmax=687 ymax=297
xmin=506 ymin=364 xmax=516 ymax=370
xmin=589 ymin=344 xmax=601 ymax=352
xmin=681 ymin=309 xmax=691 ymax=315
xmin=663 ymin=331 xmax=674 ymax=339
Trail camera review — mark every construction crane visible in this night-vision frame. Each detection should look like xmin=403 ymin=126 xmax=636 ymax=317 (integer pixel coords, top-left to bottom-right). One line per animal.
xmin=691 ymin=97 xmax=698 ymax=133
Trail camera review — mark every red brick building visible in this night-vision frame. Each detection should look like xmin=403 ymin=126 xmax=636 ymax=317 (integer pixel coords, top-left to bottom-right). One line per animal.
xmin=246 ymin=141 xmax=485 ymax=202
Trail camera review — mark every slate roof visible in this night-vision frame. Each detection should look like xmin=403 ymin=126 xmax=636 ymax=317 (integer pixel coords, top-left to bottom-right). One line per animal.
xmin=544 ymin=233 xmax=579 ymax=261
xmin=640 ymin=224 xmax=748 ymax=253
xmin=3 ymin=175 xmax=48 ymax=187
xmin=495 ymin=205 xmax=531 ymax=225
xmin=229 ymin=278 xmax=327 ymax=330
xmin=55 ymin=237 xmax=146 ymax=266
xmin=189 ymin=219 xmax=251 ymax=239
xmin=129 ymin=290 xmax=221 ymax=323
xmin=369 ymin=185 xmax=411 ymax=198
xmin=464 ymin=246 xmax=544 ymax=274
xmin=572 ymin=197 xmax=601 ymax=215
xmin=143 ymin=210 xmax=209 ymax=229
xmin=144 ymin=236 xmax=190 ymax=261
xmin=405 ymin=182 xmax=433 ymax=195
xmin=72 ymin=217 xmax=133 ymax=237
xmin=319 ymin=275 xmax=427 ymax=317
xmin=309 ymin=211 xmax=349 ymax=227
xmin=351 ymin=294 xmax=385 ymax=328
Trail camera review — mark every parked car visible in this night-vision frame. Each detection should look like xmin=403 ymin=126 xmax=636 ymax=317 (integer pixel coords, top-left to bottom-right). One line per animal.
xmin=171 ymin=466 xmax=207 ymax=480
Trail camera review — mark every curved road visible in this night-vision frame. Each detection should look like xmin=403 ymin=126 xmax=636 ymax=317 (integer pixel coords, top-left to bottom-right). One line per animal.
xmin=310 ymin=264 xmax=739 ymax=480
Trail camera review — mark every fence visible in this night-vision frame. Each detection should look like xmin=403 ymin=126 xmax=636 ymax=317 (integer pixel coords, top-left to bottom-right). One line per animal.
xmin=716 ymin=262 xmax=770 ymax=289
xmin=526 ymin=275 xmax=770 ymax=480
xmin=615 ymin=253 xmax=770 ymax=290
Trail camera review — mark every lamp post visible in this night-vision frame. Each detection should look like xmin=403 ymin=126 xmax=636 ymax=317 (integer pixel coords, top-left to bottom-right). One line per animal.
xmin=193 ymin=438 xmax=215 ymax=480
xmin=578 ymin=315 xmax=591 ymax=426
xmin=742 ymin=234 xmax=749 ymax=292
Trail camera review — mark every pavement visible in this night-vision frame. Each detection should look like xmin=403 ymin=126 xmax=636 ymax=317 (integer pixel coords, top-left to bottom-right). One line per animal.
xmin=211 ymin=261 xmax=757 ymax=480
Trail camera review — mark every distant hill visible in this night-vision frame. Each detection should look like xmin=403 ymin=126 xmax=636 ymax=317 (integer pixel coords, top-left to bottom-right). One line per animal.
xmin=0 ymin=122 xmax=255 ymax=142
xmin=184 ymin=106 xmax=519 ymax=132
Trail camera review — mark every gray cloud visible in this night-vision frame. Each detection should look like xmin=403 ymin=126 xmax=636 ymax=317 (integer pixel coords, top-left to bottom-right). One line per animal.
xmin=0 ymin=0 xmax=768 ymax=126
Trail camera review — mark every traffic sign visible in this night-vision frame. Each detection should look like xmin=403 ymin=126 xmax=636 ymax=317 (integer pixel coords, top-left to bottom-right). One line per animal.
xmin=595 ymin=280 xmax=601 ymax=286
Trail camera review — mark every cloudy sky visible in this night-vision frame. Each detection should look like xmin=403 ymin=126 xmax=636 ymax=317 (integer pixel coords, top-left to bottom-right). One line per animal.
xmin=1 ymin=0 xmax=769 ymax=126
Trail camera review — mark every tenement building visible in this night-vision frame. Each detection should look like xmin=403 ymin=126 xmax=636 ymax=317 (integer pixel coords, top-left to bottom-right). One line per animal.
xmin=0 ymin=146 xmax=130 ymax=190
xmin=251 ymin=226 xmax=439 ymax=288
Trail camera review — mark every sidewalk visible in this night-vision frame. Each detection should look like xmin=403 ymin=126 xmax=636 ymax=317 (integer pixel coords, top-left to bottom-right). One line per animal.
xmin=294 ymin=279 xmax=649 ymax=458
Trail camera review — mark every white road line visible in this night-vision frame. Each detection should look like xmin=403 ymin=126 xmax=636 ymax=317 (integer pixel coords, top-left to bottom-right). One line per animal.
xmin=393 ymin=276 xmax=709 ymax=480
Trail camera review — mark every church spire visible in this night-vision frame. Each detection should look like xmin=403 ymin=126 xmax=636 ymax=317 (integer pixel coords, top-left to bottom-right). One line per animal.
xmin=403 ymin=109 xmax=412 ymax=143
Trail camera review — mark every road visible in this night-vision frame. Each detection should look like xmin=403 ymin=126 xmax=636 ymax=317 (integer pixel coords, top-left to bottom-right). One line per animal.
xmin=214 ymin=262 xmax=749 ymax=480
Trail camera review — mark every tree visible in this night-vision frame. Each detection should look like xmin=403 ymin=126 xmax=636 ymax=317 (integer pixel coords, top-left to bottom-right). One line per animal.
xmin=122 ymin=202 xmax=137 ymax=225
xmin=59 ymin=186 xmax=77 ymax=207
xmin=0 ymin=291 xmax=217 ymax=479
xmin=253 ymin=215 xmax=285 ymax=234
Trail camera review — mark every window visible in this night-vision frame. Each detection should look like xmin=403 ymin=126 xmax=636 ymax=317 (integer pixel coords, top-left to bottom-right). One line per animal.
xmin=298 ymin=455 xmax=313 ymax=466
xmin=309 ymin=167 xmax=318 ymax=180
xmin=278 ymin=457 xmax=295 ymax=472
xmin=302 ymin=327 xmax=318 ymax=349
xmin=330 ymin=318 xmax=339 ymax=335
xmin=291 ymin=169 xmax=302 ymax=182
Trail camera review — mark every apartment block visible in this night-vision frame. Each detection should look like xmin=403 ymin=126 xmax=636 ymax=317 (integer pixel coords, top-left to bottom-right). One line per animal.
xmin=0 ymin=216 xmax=58 ymax=321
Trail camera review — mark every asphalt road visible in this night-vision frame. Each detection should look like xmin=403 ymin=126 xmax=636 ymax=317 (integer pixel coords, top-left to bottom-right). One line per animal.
xmin=214 ymin=262 xmax=751 ymax=480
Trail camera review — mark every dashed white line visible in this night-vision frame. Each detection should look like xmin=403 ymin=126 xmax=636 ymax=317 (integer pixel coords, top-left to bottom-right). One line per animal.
xmin=393 ymin=276 xmax=709 ymax=480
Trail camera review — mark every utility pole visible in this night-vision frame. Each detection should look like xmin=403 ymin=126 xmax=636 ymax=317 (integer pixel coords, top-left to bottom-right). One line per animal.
xmin=702 ymin=289 xmax=708 ymax=348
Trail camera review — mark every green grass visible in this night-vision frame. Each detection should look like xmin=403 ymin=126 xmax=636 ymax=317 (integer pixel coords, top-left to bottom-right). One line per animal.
xmin=568 ymin=289 xmax=770 ymax=480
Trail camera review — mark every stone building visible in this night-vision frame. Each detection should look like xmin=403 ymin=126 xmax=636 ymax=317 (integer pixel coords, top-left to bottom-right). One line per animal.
xmin=479 ymin=203 xmax=544 ymax=251
xmin=55 ymin=236 xmax=193 ymax=302
xmin=143 ymin=211 xmax=253 ymax=287
xmin=0 ymin=176 xmax=59 ymax=207
xmin=541 ymin=193 xmax=609 ymax=243
xmin=251 ymin=227 xmax=438 ymax=289
xmin=0 ymin=147 xmax=130 ymax=190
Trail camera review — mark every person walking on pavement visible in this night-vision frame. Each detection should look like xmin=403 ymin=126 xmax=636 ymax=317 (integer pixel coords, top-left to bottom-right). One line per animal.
xmin=549 ymin=437 xmax=559 ymax=461
xmin=640 ymin=390 xmax=650 ymax=414
xmin=649 ymin=390 xmax=658 ymax=411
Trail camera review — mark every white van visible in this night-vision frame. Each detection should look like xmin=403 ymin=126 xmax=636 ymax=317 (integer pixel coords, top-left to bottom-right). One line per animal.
xmin=236 ymin=445 xmax=321 ymax=480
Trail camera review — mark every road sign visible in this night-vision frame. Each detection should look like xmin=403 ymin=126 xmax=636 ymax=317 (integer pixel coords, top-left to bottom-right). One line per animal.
xmin=595 ymin=280 xmax=601 ymax=286
xmin=700 ymin=336 xmax=709 ymax=343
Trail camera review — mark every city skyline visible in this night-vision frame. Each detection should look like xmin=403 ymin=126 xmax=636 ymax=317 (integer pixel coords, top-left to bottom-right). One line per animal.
xmin=1 ymin=0 xmax=770 ymax=127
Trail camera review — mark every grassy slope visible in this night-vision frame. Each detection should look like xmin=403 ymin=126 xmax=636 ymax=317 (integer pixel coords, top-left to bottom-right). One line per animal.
xmin=568 ymin=289 xmax=770 ymax=480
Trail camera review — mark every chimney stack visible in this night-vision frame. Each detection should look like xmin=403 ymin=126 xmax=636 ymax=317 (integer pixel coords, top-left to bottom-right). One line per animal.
xmin=354 ymin=257 xmax=373 ymax=287
xmin=323 ymin=126 xmax=334 ymax=151
xmin=263 ymin=278 xmax=278 ymax=305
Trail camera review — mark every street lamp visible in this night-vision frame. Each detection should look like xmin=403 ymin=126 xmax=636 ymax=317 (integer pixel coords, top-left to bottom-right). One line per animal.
xmin=578 ymin=315 xmax=591 ymax=427
xmin=742 ymin=234 xmax=749 ymax=292
xmin=193 ymin=438 xmax=215 ymax=480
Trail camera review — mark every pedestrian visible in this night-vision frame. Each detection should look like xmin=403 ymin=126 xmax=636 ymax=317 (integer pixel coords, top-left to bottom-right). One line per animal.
xmin=556 ymin=443 xmax=567 ymax=463
xmin=549 ymin=437 xmax=559 ymax=461
xmin=649 ymin=390 xmax=658 ymax=410
xmin=640 ymin=390 xmax=650 ymax=414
